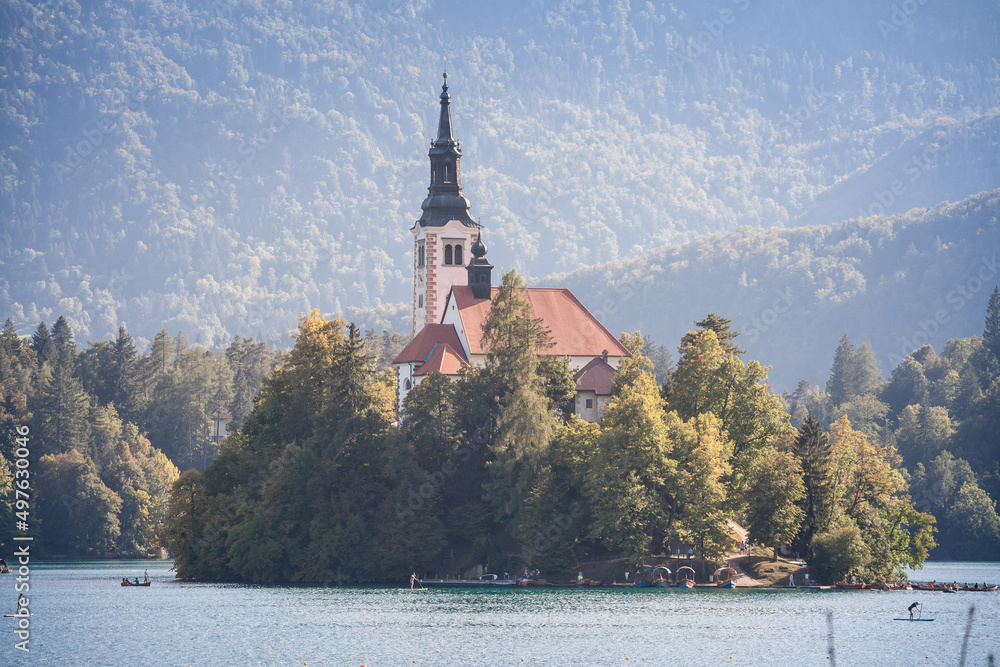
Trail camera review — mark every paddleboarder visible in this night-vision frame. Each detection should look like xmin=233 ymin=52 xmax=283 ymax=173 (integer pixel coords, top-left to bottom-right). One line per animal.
xmin=16 ymin=593 xmax=26 ymax=614
xmin=410 ymin=572 xmax=419 ymax=590
xmin=908 ymin=601 xmax=919 ymax=619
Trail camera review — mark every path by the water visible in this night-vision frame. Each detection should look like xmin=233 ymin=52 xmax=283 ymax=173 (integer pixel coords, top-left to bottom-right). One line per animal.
xmin=726 ymin=520 xmax=764 ymax=586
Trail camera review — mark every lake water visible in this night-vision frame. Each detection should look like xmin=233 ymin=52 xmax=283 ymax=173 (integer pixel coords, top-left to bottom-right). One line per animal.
xmin=5 ymin=560 xmax=999 ymax=666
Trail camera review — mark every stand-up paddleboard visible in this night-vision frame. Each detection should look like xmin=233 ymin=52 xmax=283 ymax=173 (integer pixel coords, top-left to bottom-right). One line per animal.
xmin=4 ymin=614 xmax=32 ymax=617
xmin=894 ymin=617 xmax=934 ymax=621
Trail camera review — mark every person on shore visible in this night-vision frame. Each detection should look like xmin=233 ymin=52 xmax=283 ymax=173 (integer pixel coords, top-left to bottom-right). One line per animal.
xmin=908 ymin=602 xmax=919 ymax=619
xmin=410 ymin=572 xmax=419 ymax=590
xmin=804 ymin=573 xmax=809 ymax=585
xmin=578 ymin=572 xmax=584 ymax=584
xmin=789 ymin=574 xmax=794 ymax=587
xmin=687 ymin=547 xmax=693 ymax=559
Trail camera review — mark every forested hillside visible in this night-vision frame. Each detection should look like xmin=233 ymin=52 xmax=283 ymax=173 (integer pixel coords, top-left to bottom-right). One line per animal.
xmin=2 ymin=0 xmax=998 ymax=356
xmin=558 ymin=190 xmax=1000 ymax=390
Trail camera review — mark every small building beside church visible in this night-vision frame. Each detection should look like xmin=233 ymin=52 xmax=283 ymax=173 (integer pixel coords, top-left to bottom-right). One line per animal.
xmin=392 ymin=73 xmax=629 ymax=420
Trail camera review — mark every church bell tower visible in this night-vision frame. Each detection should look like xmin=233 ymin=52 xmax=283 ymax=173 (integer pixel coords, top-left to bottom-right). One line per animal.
xmin=411 ymin=73 xmax=482 ymax=334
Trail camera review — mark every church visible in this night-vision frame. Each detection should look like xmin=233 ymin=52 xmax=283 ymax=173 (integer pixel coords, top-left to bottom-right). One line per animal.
xmin=392 ymin=74 xmax=629 ymax=422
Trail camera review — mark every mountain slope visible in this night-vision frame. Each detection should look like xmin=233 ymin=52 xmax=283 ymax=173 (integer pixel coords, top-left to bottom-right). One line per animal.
xmin=553 ymin=189 xmax=1000 ymax=390
xmin=1 ymin=0 xmax=998 ymax=350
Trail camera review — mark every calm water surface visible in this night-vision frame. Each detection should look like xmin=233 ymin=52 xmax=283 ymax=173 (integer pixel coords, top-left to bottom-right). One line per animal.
xmin=5 ymin=560 xmax=999 ymax=666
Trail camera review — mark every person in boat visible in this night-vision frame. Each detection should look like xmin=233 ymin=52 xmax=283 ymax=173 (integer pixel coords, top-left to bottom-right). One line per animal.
xmin=847 ymin=572 xmax=853 ymax=584
xmin=410 ymin=572 xmax=419 ymax=590
xmin=144 ymin=569 xmax=148 ymax=583
xmin=134 ymin=577 xmax=139 ymax=585
xmin=908 ymin=602 xmax=919 ymax=619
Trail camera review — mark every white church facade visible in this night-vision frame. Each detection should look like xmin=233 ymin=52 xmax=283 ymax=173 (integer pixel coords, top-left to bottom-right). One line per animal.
xmin=392 ymin=74 xmax=629 ymax=421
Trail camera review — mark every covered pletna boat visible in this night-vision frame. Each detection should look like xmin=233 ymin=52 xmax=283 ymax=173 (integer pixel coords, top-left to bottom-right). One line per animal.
xmin=676 ymin=566 xmax=696 ymax=588
xmin=652 ymin=566 xmax=672 ymax=587
xmin=715 ymin=566 xmax=737 ymax=588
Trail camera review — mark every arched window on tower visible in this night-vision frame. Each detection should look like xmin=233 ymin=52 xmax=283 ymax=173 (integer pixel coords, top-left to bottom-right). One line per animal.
xmin=444 ymin=163 xmax=452 ymax=183
xmin=444 ymin=244 xmax=453 ymax=265
xmin=404 ymin=378 xmax=412 ymax=390
xmin=417 ymin=241 xmax=425 ymax=268
xmin=418 ymin=294 xmax=424 ymax=308
xmin=454 ymin=244 xmax=463 ymax=264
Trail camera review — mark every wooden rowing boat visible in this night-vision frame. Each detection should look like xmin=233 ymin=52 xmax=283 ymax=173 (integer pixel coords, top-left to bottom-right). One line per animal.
xmin=121 ymin=580 xmax=150 ymax=587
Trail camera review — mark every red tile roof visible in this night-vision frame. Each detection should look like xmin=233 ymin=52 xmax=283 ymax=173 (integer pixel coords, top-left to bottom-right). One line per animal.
xmin=392 ymin=324 xmax=465 ymax=365
xmin=450 ymin=286 xmax=630 ymax=358
xmin=414 ymin=343 xmax=468 ymax=376
xmin=574 ymin=358 xmax=616 ymax=395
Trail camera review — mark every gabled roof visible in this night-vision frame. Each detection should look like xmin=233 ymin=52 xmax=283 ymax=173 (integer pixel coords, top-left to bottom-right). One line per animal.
xmin=574 ymin=358 xmax=616 ymax=396
xmin=450 ymin=286 xmax=631 ymax=358
xmin=414 ymin=343 xmax=468 ymax=376
xmin=392 ymin=324 xmax=465 ymax=365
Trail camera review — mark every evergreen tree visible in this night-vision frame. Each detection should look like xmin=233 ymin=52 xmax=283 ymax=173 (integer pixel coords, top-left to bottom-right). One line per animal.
xmin=881 ymin=356 xmax=929 ymax=418
xmin=792 ymin=414 xmax=834 ymax=552
xmin=826 ymin=335 xmax=882 ymax=407
xmin=479 ymin=271 xmax=560 ymax=526
xmin=689 ymin=313 xmax=744 ymax=356
xmin=31 ymin=322 xmax=55 ymax=366
xmin=985 ymin=286 xmax=1000 ymax=362
xmin=50 ymin=315 xmax=76 ymax=364
xmin=225 ymin=336 xmax=274 ymax=427
xmin=32 ymin=321 xmax=91 ymax=457
xmin=109 ymin=326 xmax=142 ymax=420
xmin=0 ymin=319 xmax=21 ymax=358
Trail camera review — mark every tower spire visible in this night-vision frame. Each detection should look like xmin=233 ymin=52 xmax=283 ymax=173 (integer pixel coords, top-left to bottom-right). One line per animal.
xmin=436 ymin=71 xmax=455 ymax=146
xmin=417 ymin=71 xmax=475 ymax=228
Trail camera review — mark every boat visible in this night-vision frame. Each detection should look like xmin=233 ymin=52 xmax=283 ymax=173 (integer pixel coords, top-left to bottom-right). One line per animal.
xmin=715 ymin=566 xmax=737 ymax=588
xmin=120 ymin=580 xmax=150 ymax=587
xmin=651 ymin=566 xmax=672 ymax=587
xmin=959 ymin=583 xmax=998 ymax=592
xmin=834 ymin=582 xmax=866 ymax=589
xmin=676 ymin=566 xmax=696 ymax=588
